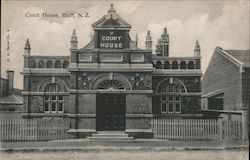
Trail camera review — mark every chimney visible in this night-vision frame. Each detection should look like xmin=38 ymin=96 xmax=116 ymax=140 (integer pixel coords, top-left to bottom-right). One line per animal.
xmin=6 ymin=70 xmax=14 ymax=95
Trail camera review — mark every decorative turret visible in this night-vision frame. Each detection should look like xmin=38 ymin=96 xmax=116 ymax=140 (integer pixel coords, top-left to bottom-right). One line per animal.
xmin=161 ymin=27 xmax=169 ymax=56
xmin=24 ymin=38 xmax=31 ymax=55
xmin=194 ymin=40 xmax=201 ymax=57
xmin=70 ymin=29 xmax=78 ymax=49
xmin=155 ymin=39 xmax=162 ymax=56
xmin=155 ymin=27 xmax=169 ymax=56
xmin=145 ymin=31 xmax=152 ymax=50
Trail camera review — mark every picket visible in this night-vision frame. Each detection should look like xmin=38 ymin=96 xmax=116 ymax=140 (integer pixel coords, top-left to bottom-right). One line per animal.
xmin=0 ymin=118 xmax=69 ymax=141
xmin=151 ymin=118 xmax=243 ymax=141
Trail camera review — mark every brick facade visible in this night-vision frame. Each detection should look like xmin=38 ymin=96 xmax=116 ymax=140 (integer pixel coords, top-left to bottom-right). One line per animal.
xmin=21 ymin=5 xmax=202 ymax=138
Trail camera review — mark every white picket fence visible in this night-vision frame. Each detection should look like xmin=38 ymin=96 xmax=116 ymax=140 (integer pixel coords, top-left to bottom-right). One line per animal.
xmin=0 ymin=118 xmax=69 ymax=141
xmin=151 ymin=118 xmax=243 ymax=140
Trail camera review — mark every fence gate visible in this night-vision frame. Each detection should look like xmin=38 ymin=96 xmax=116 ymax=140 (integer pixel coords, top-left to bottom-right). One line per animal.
xmin=222 ymin=120 xmax=242 ymax=140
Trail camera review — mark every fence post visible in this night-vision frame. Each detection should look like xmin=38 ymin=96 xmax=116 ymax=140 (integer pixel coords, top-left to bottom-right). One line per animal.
xmin=218 ymin=116 xmax=223 ymax=140
xmin=241 ymin=109 xmax=248 ymax=140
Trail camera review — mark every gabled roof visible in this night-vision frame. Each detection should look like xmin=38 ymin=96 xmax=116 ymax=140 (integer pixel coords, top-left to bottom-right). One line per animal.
xmin=92 ymin=4 xmax=131 ymax=29
xmin=216 ymin=47 xmax=250 ymax=68
xmin=225 ymin=50 xmax=250 ymax=67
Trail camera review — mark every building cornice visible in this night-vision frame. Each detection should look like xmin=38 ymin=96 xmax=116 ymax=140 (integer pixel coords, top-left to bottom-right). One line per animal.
xmin=69 ymin=89 xmax=153 ymax=94
xmin=21 ymin=68 xmax=70 ymax=76
xmin=153 ymin=69 xmax=202 ymax=76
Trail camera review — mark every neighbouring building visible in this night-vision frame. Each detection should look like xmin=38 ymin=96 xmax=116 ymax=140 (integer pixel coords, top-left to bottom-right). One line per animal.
xmin=0 ymin=70 xmax=23 ymax=118
xmin=21 ymin=4 xmax=202 ymax=138
xmin=202 ymin=46 xmax=250 ymax=139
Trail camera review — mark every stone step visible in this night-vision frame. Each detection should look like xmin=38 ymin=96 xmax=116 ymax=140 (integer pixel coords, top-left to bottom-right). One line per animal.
xmin=87 ymin=131 xmax=134 ymax=141
xmin=91 ymin=133 xmax=129 ymax=137
xmin=97 ymin=131 xmax=125 ymax=134
xmin=87 ymin=136 xmax=134 ymax=141
xmin=91 ymin=134 xmax=129 ymax=137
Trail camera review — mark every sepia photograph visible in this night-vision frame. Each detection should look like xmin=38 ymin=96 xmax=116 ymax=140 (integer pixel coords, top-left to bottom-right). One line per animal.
xmin=0 ymin=0 xmax=249 ymax=159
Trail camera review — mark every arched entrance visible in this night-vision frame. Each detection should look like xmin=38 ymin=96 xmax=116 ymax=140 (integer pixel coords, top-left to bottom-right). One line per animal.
xmin=95 ymin=76 xmax=129 ymax=131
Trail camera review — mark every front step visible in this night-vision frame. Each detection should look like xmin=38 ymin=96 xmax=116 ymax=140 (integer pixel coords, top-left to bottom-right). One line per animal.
xmin=87 ymin=131 xmax=134 ymax=141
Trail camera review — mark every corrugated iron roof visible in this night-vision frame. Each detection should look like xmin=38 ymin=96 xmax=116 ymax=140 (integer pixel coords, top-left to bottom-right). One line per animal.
xmin=0 ymin=95 xmax=23 ymax=104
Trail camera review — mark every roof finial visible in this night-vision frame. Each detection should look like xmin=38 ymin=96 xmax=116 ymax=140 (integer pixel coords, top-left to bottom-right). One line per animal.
xmin=25 ymin=38 xmax=31 ymax=49
xmin=145 ymin=30 xmax=152 ymax=50
xmin=71 ymin=29 xmax=78 ymax=41
xmin=194 ymin=40 xmax=201 ymax=56
xmin=108 ymin=3 xmax=116 ymax=13
xmin=164 ymin=27 xmax=167 ymax=34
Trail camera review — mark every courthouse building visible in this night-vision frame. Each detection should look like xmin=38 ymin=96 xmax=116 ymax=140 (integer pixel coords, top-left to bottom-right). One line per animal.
xmin=21 ymin=5 xmax=202 ymax=138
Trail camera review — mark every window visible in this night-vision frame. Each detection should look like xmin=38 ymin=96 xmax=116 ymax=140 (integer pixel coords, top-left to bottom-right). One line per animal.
xmin=97 ymin=80 xmax=125 ymax=90
xmin=180 ymin=61 xmax=187 ymax=69
xmin=43 ymin=83 xmax=65 ymax=113
xmin=172 ymin=61 xmax=178 ymax=69
xmin=168 ymin=103 xmax=174 ymax=113
xmin=188 ymin=61 xmax=194 ymax=69
xmin=164 ymin=61 xmax=170 ymax=69
xmin=55 ymin=60 xmax=61 ymax=68
xmin=63 ymin=60 xmax=69 ymax=68
xmin=156 ymin=61 xmax=162 ymax=69
xmin=38 ymin=60 xmax=45 ymax=68
xmin=44 ymin=95 xmax=64 ymax=113
xmin=161 ymin=95 xmax=182 ymax=114
xmin=157 ymin=78 xmax=186 ymax=114
xmin=161 ymin=84 xmax=182 ymax=114
xmin=46 ymin=60 xmax=53 ymax=68
xmin=162 ymin=103 xmax=167 ymax=113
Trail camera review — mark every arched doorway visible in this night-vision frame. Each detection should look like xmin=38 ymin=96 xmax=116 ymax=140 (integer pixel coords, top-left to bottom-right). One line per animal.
xmin=95 ymin=78 xmax=128 ymax=131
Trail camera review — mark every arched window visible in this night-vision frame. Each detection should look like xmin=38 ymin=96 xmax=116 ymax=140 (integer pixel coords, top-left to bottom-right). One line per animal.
xmin=188 ymin=61 xmax=194 ymax=69
xmin=180 ymin=61 xmax=187 ymax=69
xmin=172 ymin=61 xmax=178 ymax=69
xmin=38 ymin=60 xmax=45 ymax=68
xmin=44 ymin=83 xmax=65 ymax=113
xmin=63 ymin=60 xmax=69 ymax=68
xmin=156 ymin=61 xmax=162 ymax=69
xmin=157 ymin=78 xmax=186 ymax=114
xmin=55 ymin=60 xmax=61 ymax=68
xmin=46 ymin=60 xmax=53 ymax=68
xmin=30 ymin=60 xmax=36 ymax=68
xmin=164 ymin=61 xmax=170 ymax=69
xmin=97 ymin=80 xmax=125 ymax=90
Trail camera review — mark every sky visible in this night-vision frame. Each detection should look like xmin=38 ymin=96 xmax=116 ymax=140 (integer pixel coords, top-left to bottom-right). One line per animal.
xmin=1 ymin=0 xmax=250 ymax=89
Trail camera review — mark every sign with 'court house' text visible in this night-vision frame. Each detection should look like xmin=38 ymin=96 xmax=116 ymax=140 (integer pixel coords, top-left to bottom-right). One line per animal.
xmin=98 ymin=30 xmax=125 ymax=49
